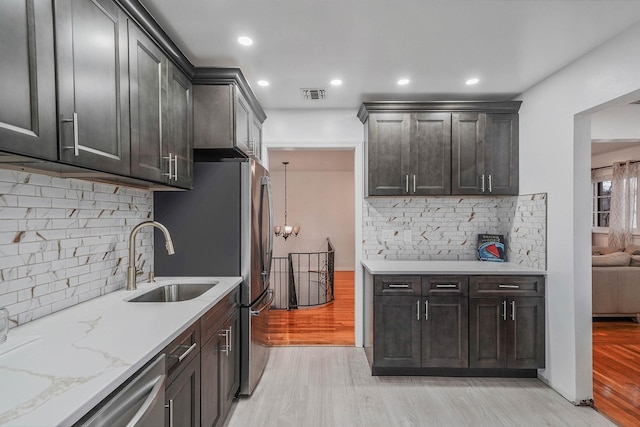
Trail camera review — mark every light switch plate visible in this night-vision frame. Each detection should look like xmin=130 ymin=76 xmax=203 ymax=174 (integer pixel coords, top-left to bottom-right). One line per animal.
xmin=403 ymin=229 xmax=412 ymax=243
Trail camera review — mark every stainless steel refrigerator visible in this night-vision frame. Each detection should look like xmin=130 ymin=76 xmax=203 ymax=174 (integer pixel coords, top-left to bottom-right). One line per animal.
xmin=154 ymin=158 xmax=274 ymax=396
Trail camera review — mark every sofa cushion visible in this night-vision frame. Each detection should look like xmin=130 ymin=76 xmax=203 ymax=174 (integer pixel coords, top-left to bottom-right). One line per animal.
xmin=630 ymin=255 xmax=640 ymax=266
xmin=592 ymin=246 xmax=624 ymax=255
xmin=592 ymin=252 xmax=632 ymax=266
xmin=624 ymin=245 xmax=640 ymax=255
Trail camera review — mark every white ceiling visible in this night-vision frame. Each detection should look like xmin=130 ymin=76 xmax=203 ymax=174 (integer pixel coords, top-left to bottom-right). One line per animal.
xmin=140 ymin=0 xmax=640 ymax=110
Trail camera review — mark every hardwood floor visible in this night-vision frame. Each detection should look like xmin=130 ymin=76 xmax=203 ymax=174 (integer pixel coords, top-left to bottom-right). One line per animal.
xmin=268 ymin=271 xmax=355 ymax=346
xmin=593 ymin=319 xmax=640 ymax=427
xmin=227 ymin=347 xmax=613 ymax=427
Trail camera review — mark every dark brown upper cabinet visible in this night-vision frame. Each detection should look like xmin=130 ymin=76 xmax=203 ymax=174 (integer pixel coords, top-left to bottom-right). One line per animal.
xmin=359 ymin=101 xmax=521 ymax=197
xmin=129 ymin=21 xmax=165 ymax=183
xmin=0 ymin=0 xmax=57 ymax=160
xmin=192 ymin=68 xmax=267 ymax=162
xmin=54 ymin=0 xmax=131 ymax=175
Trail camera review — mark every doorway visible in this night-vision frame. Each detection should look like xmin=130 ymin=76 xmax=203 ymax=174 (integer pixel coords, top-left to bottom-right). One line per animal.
xmin=267 ymin=148 xmax=356 ymax=345
xmin=588 ymin=101 xmax=640 ymax=425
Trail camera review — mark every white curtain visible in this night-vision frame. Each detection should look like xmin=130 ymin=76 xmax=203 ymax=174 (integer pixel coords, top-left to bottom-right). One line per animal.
xmin=608 ymin=161 xmax=639 ymax=247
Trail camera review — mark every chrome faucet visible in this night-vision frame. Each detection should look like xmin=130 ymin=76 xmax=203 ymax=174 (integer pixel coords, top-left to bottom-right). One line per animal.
xmin=127 ymin=221 xmax=175 ymax=291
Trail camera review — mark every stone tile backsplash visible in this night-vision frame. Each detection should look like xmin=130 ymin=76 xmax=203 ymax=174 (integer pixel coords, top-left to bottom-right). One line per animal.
xmin=0 ymin=169 xmax=154 ymax=328
xmin=363 ymin=193 xmax=546 ymax=269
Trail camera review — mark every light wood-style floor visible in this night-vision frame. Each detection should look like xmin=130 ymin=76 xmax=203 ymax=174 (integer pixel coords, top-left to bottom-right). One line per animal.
xmin=268 ymin=271 xmax=355 ymax=346
xmin=227 ymin=347 xmax=613 ymax=427
xmin=593 ymin=319 xmax=640 ymax=427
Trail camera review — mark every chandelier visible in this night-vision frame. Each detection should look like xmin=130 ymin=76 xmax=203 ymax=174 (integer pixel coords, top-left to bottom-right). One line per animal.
xmin=274 ymin=161 xmax=300 ymax=240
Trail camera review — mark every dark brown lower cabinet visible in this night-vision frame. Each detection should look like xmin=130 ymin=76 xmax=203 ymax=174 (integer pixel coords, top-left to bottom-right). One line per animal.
xmin=201 ymin=309 xmax=240 ymax=427
xmin=422 ymin=296 xmax=468 ymax=368
xmin=469 ymin=296 xmax=545 ymax=369
xmin=372 ymin=274 xmax=544 ymax=375
xmin=166 ymin=353 xmax=201 ymax=427
xmin=373 ymin=296 xmax=421 ymax=368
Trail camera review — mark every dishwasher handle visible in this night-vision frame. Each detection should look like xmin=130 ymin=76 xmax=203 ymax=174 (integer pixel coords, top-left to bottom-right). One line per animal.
xmin=79 ymin=354 xmax=166 ymax=427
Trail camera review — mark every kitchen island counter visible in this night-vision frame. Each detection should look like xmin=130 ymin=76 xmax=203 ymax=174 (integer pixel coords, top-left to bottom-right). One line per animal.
xmin=0 ymin=276 xmax=241 ymax=427
xmin=362 ymin=260 xmax=546 ymax=275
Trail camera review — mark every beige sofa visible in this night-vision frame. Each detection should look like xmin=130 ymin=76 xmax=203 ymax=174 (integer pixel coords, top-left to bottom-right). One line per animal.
xmin=592 ymin=246 xmax=640 ymax=322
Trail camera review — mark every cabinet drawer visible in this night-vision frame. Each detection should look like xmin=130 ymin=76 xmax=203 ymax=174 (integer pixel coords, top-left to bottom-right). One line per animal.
xmin=422 ymin=276 xmax=468 ymax=296
xmin=165 ymin=320 xmax=201 ymax=383
xmin=374 ymin=275 xmax=421 ymax=296
xmin=469 ymin=276 xmax=545 ymax=297
xmin=201 ymin=289 xmax=239 ymax=345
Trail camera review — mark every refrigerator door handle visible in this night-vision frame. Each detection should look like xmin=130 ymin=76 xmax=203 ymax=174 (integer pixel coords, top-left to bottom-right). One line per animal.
xmin=250 ymin=289 xmax=274 ymax=316
xmin=261 ymin=176 xmax=274 ymax=284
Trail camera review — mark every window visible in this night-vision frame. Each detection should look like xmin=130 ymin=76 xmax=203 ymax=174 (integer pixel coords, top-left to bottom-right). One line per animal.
xmin=593 ymin=180 xmax=611 ymax=228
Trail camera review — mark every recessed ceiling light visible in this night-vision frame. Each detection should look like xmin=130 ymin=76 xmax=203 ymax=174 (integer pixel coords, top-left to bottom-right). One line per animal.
xmin=465 ymin=78 xmax=480 ymax=86
xmin=257 ymin=80 xmax=269 ymax=87
xmin=330 ymin=79 xmax=343 ymax=86
xmin=238 ymin=36 xmax=253 ymax=46
xmin=397 ymin=78 xmax=410 ymax=86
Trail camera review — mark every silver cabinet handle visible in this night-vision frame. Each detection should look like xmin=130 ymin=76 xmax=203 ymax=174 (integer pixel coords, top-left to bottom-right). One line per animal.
xmin=220 ymin=328 xmax=231 ymax=356
xmin=481 ymin=174 xmax=485 ymax=192
xmin=511 ymin=301 xmax=516 ymax=321
xmin=173 ymin=154 xmax=178 ymax=180
xmin=502 ymin=300 xmax=507 ymax=321
xmin=168 ymin=342 xmax=197 ymax=362
xmin=163 ymin=153 xmax=174 ymax=179
xmin=499 ymin=284 xmax=520 ymax=289
xmin=388 ymin=283 xmax=410 ymax=288
xmin=488 ymin=174 xmax=493 ymax=193
xmin=62 ymin=112 xmax=79 ymax=156
xmin=435 ymin=284 xmax=457 ymax=288
xmin=416 ymin=300 xmax=420 ymax=321
xmin=405 ymin=175 xmax=409 ymax=193
xmin=228 ymin=325 xmax=232 ymax=354
xmin=166 ymin=399 xmax=174 ymax=427
xmin=413 ymin=175 xmax=416 ymax=193
xmin=424 ymin=299 xmax=429 ymax=320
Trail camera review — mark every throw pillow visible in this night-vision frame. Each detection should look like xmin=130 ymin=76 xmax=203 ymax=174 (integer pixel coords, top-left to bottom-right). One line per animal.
xmin=624 ymin=245 xmax=640 ymax=255
xmin=592 ymin=252 xmax=632 ymax=267
xmin=592 ymin=246 xmax=624 ymax=255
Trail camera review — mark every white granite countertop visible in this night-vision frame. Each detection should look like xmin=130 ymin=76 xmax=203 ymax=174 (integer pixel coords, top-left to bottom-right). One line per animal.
xmin=361 ymin=260 xmax=546 ymax=275
xmin=0 ymin=276 xmax=242 ymax=427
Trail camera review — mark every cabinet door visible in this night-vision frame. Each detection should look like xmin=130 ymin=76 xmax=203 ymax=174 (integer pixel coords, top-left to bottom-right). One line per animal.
xmin=469 ymin=297 xmax=507 ymax=368
xmin=422 ymin=296 xmax=468 ymax=368
xmin=166 ymin=353 xmax=201 ymax=427
xmin=485 ymin=113 xmax=519 ymax=195
xmin=128 ymin=22 xmax=165 ymax=183
xmin=54 ymin=0 xmax=130 ymax=175
xmin=220 ymin=312 xmax=240 ymax=420
xmin=451 ymin=113 xmax=485 ymax=195
xmin=0 ymin=0 xmax=57 ymax=160
xmin=373 ymin=296 xmax=421 ymax=367
xmin=201 ymin=336 xmax=221 ymax=427
xmin=165 ymin=63 xmax=193 ymax=189
xmin=234 ymin=88 xmax=252 ymax=156
xmin=250 ymin=115 xmax=263 ymax=160
xmin=411 ymin=113 xmax=451 ymax=195
xmin=507 ymin=297 xmax=545 ymax=369
xmin=367 ymin=113 xmax=411 ymax=196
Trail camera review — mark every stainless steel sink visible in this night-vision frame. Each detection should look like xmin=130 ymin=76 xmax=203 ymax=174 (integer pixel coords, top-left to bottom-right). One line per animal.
xmin=128 ymin=282 xmax=218 ymax=303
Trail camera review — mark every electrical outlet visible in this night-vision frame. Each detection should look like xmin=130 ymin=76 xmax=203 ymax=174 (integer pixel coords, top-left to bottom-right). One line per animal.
xmin=404 ymin=229 xmax=412 ymax=243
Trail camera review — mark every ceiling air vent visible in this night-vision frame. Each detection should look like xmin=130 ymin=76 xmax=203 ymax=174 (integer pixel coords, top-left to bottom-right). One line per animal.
xmin=301 ymin=88 xmax=326 ymax=100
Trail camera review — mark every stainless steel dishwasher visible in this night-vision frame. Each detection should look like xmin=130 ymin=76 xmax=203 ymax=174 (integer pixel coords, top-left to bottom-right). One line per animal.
xmin=77 ymin=354 xmax=166 ymax=427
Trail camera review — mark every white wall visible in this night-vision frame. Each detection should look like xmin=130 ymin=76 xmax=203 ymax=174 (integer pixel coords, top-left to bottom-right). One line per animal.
xmin=591 ymin=145 xmax=640 ymax=168
xmin=518 ymin=22 xmax=640 ymax=403
xmin=591 ymin=104 xmax=640 ymax=140
xmin=271 ymin=169 xmax=355 ymax=270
